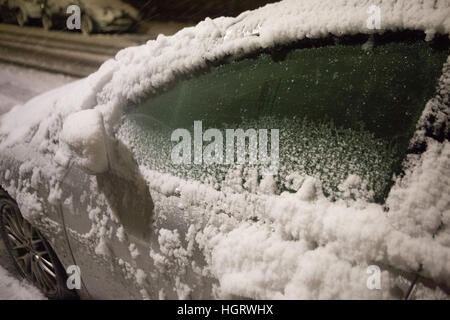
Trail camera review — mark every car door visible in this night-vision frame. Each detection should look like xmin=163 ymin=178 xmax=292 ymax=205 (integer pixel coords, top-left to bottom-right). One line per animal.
xmin=61 ymin=31 xmax=449 ymax=299
xmin=59 ymin=149 xmax=157 ymax=299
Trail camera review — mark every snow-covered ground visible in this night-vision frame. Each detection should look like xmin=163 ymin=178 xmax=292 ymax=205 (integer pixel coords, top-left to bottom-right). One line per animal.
xmin=0 ymin=63 xmax=75 ymax=115
xmin=0 ymin=264 xmax=46 ymax=300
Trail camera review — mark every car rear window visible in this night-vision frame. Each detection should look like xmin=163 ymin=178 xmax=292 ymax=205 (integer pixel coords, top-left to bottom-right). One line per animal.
xmin=119 ymin=32 xmax=449 ymax=203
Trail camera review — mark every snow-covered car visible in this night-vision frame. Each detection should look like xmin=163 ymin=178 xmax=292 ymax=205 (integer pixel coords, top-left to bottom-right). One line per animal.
xmin=76 ymin=0 xmax=139 ymax=34
xmin=0 ymin=0 xmax=449 ymax=300
xmin=6 ymin=0 xmax=50 ymax=29
xmin=5 ymin=0 xmax=139 ymax=33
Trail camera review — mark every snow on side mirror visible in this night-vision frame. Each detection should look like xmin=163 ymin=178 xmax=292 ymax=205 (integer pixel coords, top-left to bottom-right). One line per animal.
xmin=60 ymin=109 xmax=109 ymax=175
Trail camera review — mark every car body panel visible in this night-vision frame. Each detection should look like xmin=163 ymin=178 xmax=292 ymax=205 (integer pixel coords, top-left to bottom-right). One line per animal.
xmin=58 ymin=138 xmax=217 ymax=299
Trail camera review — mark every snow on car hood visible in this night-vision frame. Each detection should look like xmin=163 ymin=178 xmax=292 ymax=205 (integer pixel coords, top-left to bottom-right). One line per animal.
xmin=0 ymin=0 xmax=450 ymax=299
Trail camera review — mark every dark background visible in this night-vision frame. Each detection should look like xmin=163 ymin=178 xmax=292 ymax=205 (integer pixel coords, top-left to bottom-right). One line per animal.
xmin=123 ymin=0 xmax=277 ymax=22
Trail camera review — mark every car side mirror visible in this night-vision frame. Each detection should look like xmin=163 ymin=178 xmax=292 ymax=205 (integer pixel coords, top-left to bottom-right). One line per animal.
xmin=60 ymin=109 xmax=110 ymax=175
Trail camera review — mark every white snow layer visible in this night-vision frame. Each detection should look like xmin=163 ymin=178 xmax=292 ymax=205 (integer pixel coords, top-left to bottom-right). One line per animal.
xmin=1 ymin=0 xmax=449 ymax=151
xmin=0 ymin=0 xmax=449 ymax=299
xmin=0 ymin=266 xmax=47 ymax=300
xmin=0 ymin=63 xmax=74 ymax=115
xmin=60 ymin=109 xmax=109 ymax=174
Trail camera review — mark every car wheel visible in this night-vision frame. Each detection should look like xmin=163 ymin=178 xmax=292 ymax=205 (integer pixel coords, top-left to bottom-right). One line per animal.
xmin=81 ymin=14 xmax=93 ymax=35
xmin=42 ymin=14 xmax=52 ymax=31
xmin=15 ymin=9 xmax=26 ymax=26
xmin=0 ymin=188 xmax=78 ymax=300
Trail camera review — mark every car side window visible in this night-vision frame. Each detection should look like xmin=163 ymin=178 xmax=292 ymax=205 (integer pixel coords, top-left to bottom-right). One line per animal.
xmin=119 ymin=32 xmax=449 ymax=203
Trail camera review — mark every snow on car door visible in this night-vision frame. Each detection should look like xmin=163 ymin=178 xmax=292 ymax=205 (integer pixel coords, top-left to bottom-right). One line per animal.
xmin=59 ymin=156 xmax=155 ymax=299
xmin=116 ymin=31 xmax=449 ymax=299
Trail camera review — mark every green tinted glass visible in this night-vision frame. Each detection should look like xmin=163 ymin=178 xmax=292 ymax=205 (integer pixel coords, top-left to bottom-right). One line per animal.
xmin=121 ymin=34 xmax=448 ymax=203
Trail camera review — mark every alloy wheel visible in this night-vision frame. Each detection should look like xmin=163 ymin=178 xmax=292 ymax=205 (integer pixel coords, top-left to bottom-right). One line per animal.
xmin=0 ymin=201 xmax=58 ymax=296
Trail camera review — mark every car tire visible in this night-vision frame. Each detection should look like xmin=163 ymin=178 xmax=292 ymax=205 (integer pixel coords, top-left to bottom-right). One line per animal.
xmin=81 ymin=14 xmax=93 ymax=35
xmin=0 ymin=187 xmax=78 ymax=300
xmin=42 ymin=14 xmax=52 ymax=31
xmin=15 ymin=9 xmax=26 ymax=27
